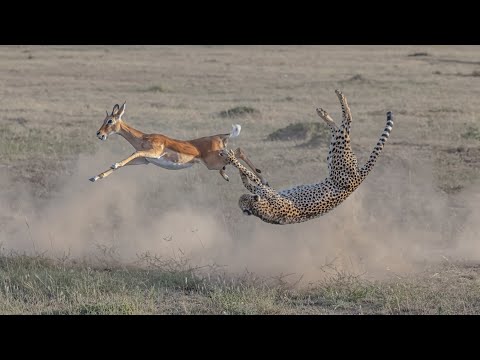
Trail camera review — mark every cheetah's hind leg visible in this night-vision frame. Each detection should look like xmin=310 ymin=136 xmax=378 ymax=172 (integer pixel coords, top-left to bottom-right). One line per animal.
xmin=335 ymin=89 xmax=352 ymax=135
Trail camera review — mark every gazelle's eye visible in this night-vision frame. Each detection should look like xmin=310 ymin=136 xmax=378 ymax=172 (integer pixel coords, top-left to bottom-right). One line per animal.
xmin=107 ymin=119 xmax=113 ymax=125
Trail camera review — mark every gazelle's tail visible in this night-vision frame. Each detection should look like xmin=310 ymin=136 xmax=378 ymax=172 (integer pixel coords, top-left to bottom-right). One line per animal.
xmin=220 ymin=124 xmax=242 ymax=147
xmin=359 ymin=112 xmax=394 ymax=179
xmin=229 ymin=124 xmax=242 ymax=138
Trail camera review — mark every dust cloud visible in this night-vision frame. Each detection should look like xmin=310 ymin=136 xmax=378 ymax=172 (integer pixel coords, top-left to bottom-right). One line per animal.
xmin=1 ymin=147 xmax=479 ymax=284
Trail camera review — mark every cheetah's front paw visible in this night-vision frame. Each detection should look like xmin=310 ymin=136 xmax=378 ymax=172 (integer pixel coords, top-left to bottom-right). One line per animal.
xmin=219 ymin=149 xmax=236 ymax=162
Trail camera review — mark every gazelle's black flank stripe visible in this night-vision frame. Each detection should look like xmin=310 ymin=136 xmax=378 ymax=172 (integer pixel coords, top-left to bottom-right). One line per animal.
xmin=359 ymin=111 xmax=394 ymax=179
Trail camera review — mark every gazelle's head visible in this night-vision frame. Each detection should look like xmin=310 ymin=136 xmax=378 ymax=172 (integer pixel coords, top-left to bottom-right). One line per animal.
xmin=96 ymin=102 xmax=126 ymax=141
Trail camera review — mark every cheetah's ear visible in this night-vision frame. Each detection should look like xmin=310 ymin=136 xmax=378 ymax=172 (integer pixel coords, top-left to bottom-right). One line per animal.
xmin=253 ymin=195 xmax=260 ymax=202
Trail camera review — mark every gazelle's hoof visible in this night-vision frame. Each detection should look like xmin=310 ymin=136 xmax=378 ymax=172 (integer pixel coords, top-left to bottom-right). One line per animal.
xmin=89 ymin=176 xmax=99 ymax=182
xmin=111 ymin=163 xmax=120 ymax=169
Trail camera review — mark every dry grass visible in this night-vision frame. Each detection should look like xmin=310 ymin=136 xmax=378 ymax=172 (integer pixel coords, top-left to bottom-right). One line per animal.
xmin=1 ymin=252 xmax=480 ymax=314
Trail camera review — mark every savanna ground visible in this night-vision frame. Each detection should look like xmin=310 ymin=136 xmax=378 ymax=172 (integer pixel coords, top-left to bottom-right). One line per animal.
xmin=1 ymin=45 xmax=480 ymax=314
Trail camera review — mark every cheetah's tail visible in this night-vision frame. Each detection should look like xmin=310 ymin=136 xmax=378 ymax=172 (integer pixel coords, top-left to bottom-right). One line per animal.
xmin=359 ymin=111 xmax=394 ymax=179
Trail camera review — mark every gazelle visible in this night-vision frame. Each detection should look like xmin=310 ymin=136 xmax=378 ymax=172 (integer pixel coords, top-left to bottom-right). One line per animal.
xmin=89 ymin=102 xmax=267 ymax=184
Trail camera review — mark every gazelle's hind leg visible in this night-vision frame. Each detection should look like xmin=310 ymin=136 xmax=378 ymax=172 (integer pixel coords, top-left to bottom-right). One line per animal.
xmin=233 ymin=147 xmax=269 ymax=186
xmin=219 ymin=166 xmax=229 ymax=181
xmin=335 ymin=89 xmax=352 ymax=135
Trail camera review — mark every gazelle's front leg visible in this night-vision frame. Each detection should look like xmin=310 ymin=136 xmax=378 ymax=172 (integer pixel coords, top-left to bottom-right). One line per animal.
xmin=90 ymin=167 xmax=115 ymax=182
xmin=219 ymin=166 xmax=229 ymax=182
xmin=111 ymin=150 xmax=162 ymax=169
xmin=89 ymin=154 xmax=152 ymax=182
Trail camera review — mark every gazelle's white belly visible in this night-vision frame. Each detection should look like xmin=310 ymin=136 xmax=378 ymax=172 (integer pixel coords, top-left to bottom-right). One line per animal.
xmin=147 ymin=150 xmax=197 ymax=170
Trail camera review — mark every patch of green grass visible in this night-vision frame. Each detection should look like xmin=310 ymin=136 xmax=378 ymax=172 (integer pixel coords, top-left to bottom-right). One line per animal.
xmin=0 ymin=125 xmax=95 ymax=162
xmin=0 ymin=252 xmax=200 ymax=315
xmin=218 ymin=106 xmax=260 ymax=118
xmin=456 ymin=71 xmax=480 ymax=77
xmin=461 ymin=125 xmax=480 ymax=140
xmin=434 ymin=145 xmax=480 ymax=193
xmin=267 ymin=122 xmax=329 ymax=146
xmin=299 ymin=133 xmax=330 ymax=148
xmin=2 ymin=252 xmax=480 ymax=314
xmin=209 ymin=285 xmax=283 ymax=315
xmin=301 ymin=273 xmax=384 ymax=313
xmin=300 ymin=268 xmax=480 ymax=314
xmin=341 ymin=74 xmax=371 ymax=84
xmin=408 ymin=52 xmax=431 ymax=57
xmin=77 ymin=300 xmax=141 ymax=315
xmin=143 ymin=85 xmax=166 ymax=93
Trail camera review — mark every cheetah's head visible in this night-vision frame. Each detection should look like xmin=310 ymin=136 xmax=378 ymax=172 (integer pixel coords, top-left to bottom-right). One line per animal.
xmin=238 ymin=194 xmax=265 ymax=216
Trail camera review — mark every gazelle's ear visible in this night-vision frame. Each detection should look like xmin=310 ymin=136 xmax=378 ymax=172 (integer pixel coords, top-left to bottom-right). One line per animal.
xmin=253 ymin=195 xmax=260 ymax=202
xmin=117 ymin=101 xmax=126 ymax=118
xmin=112 ymin=104 xmax=120 ymax=116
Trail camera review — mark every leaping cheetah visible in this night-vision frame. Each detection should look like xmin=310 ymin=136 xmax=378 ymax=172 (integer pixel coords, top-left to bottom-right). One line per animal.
xmin=220 ymin=90 xmax=394 ymax=225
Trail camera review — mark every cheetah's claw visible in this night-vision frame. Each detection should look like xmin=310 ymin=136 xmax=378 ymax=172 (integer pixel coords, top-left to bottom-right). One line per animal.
xmin=219 ymin=149 xmax=236 ymax=161
xmin=316 ymin=108 xmax=328 ymax=117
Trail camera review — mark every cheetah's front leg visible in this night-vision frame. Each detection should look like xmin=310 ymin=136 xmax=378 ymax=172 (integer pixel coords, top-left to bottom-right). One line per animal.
xmin=335 ymin=89 xmax=352 ymax=135
xmin=220 ymin=149 xmax=264 ymax=186
xmin=239 ymin=171 xmax=260 ymax=194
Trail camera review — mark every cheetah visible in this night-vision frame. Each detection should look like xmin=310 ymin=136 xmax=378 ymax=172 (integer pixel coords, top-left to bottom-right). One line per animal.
xmin=219 ymin=90 xmax=394 ymax=225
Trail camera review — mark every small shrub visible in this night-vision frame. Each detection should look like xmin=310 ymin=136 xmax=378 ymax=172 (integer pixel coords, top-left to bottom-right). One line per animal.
xmin=218 ymin=106 xmax=260 ymax=118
